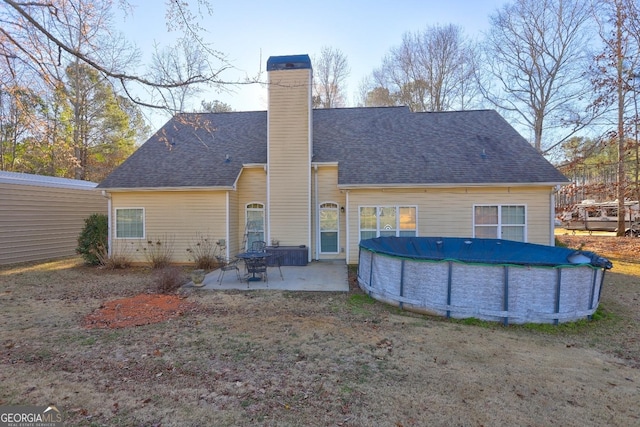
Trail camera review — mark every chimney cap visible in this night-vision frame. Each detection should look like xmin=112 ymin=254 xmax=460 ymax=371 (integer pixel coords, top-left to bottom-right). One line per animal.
xmin=267 ymin=54 xmax=312 ymax=71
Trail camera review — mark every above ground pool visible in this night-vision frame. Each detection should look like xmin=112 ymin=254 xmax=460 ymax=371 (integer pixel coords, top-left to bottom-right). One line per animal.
xmin=357 ymin=237 xmax=612 ymax=325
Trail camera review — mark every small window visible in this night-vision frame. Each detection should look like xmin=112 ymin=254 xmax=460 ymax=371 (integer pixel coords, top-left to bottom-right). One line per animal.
xmin=116 ymin=208 xmax=144 ymax=238
xmin=474 ymin=205 xmax=525 ymax=242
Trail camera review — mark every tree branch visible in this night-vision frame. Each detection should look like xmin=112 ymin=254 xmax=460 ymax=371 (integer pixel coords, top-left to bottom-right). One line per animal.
xmin=3 ymin=0 xmax=220 ymax=89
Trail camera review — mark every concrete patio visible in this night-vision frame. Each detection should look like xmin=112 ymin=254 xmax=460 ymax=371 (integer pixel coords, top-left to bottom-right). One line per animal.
xmin=189 ymin=260 xmax=350 ymax=292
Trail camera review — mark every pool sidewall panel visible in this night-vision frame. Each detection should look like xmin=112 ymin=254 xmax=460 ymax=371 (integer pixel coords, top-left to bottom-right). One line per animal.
xmin=450 ymin=263 xmax=504 ymax=321
xmin=509 ymin=267 xmax=557 ymax=323
xmin=404 ymin=260 xmax=448 ymax=316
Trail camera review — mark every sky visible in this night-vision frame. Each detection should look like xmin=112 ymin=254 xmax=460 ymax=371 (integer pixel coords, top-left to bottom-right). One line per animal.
xmin=118 ymin=0 xmax=507 ymax=131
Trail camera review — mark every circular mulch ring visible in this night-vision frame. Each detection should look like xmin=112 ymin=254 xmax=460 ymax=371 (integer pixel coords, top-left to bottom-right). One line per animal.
xmin=82 ymin=294 xmax=197 ymax=329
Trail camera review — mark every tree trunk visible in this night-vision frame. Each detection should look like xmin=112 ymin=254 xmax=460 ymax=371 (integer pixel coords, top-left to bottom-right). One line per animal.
xmin=616 ymin=5 xmax=626 ymax=237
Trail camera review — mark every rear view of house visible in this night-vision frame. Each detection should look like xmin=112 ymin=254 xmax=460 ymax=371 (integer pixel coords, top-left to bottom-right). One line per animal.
xmin=98 ymin=54 xmax=568 ymax=271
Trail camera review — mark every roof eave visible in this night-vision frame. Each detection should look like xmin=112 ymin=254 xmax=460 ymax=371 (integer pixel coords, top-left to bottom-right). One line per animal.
xmin=337 ymin=181 xmax=569 ymax=190
xmin=99 ymin=186 xmax=235 ymax=192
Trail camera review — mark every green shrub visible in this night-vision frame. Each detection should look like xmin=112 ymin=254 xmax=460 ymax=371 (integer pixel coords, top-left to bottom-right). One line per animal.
xmin=76 ymin=213 xmax=108 ymax=266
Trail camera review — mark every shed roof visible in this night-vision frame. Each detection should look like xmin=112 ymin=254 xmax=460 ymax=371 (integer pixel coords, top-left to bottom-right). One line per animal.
xmin=0 ymin=171 xmax=98 ymax=190
xmin=98 ymin=107 xmax=568 ymax=189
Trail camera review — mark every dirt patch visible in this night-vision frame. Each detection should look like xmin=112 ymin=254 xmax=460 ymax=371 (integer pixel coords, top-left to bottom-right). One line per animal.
xmin=556 ymin=230 xmax=640 ymax=261
xmin=82 ymin=293 xmax=198 ymax=329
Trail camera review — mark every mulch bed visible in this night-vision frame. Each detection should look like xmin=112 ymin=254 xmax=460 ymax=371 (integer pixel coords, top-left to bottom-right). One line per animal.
xmin=82 ymin=293 xmax=197 ymax=329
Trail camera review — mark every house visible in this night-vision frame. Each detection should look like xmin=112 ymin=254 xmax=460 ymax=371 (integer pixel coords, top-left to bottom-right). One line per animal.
xmin=98 ymin=54 xmax=569 ymax=267
xmin=0 ymin=171 xmax=107 ymax=265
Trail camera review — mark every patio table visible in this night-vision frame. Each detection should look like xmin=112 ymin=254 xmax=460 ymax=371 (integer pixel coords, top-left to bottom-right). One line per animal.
xmin=236 ymin=251 xmax=270 ymax=281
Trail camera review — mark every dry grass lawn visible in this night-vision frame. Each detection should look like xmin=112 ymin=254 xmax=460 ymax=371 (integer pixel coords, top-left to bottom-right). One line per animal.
xmin=0 ymin=234 xmax=639 ymax=426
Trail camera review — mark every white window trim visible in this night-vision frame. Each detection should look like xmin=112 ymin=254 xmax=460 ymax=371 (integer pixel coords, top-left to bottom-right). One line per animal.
xmin=473 ymin=204 xmax=527 ymax=242
xmin=114 ymin=207 xmax=145 ymax=239
xmin=358 ymin=205 xmax=418 ymax=241
xmin=319 ymin=201 xmax=340 ymax=254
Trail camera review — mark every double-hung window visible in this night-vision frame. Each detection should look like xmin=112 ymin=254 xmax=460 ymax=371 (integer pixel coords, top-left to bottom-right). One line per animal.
xmin=115 ymin=208 xmax=145 ymax=239
xmin=359 ymin=206 xmax=417 ymax=241
xmin=474 ymin=205 xmax=526 ymax=242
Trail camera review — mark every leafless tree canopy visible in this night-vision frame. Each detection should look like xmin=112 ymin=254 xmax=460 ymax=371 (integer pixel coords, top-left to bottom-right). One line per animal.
xmin=365 ymin=24 xmax=480 ymax=112
xmin=482 ymin=0 xmax=594 ymax=153
xmin=312 ymin=46 xmax=350 ymax=109
xmin=0 ymin=0 xmax=231 ymax=112
xmin=587 ymin=0 xmax=640 ymax=235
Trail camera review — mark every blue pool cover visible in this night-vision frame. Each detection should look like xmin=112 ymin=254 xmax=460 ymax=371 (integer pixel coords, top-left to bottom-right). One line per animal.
xmin=359 ymin=237 xmax=612 ymax=269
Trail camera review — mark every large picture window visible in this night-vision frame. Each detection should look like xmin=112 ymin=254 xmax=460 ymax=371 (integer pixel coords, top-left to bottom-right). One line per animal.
xmin=115 ymin=208 xmax=144 ymax=238
xmin=246 ymin=203 xmax=265 ymax=249
xmin=319 ymin=202 xmax=339 ymax=253
xmin=474 ymin=205 xmax=526 ymax=242
xmin=359 ymin=206 xmax=417 ymax=241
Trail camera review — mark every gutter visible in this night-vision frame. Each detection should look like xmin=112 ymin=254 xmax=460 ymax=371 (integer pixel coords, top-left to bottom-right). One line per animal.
xmin=337 ymin=181 xmax=570 ymax=190
xmin=98 ymin=186 xmax=236 ymax=192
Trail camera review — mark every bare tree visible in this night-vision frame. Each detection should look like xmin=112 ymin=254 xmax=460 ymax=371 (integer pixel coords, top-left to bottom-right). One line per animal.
xmin=365 ymin=24 xmax=479 ymax=112
xmin=312 ymin=46 xmax=350 ymax=108
xmin=0 ymin=0 xmax=231 ymax=112
xmin=590 ymin=0 xmax=640 ymax=235
xmin=622 ymin=0 xmax=640 ymax=207
xmin=148 ymin=40 xmax=211 ymax=113
xmin=481 ymin=0 xmax=594 ymax=153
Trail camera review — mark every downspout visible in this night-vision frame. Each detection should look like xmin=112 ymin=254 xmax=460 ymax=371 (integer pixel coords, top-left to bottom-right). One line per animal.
xmin=225 ymin=190 xmax=230 ymax=259
xmin=307 ymin=72 xmax=313 ymax=262
xmin=266 ymin=84 xmax=272 ymax=250
xmin=101 ymin=190 xmax=112 ymax=258
xmin=314 ymin=164 xmax=319 ymax=260
xmin=550 ymin=188 xmax=556 ymax=246
xmin=345 ymin=190 xmax=350 ymax=264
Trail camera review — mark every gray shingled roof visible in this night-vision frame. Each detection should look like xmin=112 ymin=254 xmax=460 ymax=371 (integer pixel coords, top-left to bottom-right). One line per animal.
xmin=98 ymin=107 xmax=568 ymax=189
xmin=98 ymin=111 xmax=267 ymax=189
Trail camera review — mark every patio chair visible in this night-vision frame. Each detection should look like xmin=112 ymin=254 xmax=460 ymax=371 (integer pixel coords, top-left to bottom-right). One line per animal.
xmin=216 ymin=256 xmax=241 ymax=284
xmin=271 ymin=253 xmax=284 ymax=280
xmin=245 ymin=256 xmax=268 ymax=284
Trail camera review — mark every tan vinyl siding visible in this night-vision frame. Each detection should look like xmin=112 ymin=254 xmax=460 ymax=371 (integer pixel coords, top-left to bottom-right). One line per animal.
xmin=109 ymin=191 xmax=228 ymax=264
xmin=0 ymin=183 xmax=106 ymax=265
xmin=236 ymin=167 xmax=267 ymax=250
xmin=268 ymin=68 xmax=311 ymax=247
xmin=346 ymin=186 xmax=554 ymax=263
xmin=313 ymin=165 xmax=346 ymax=260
